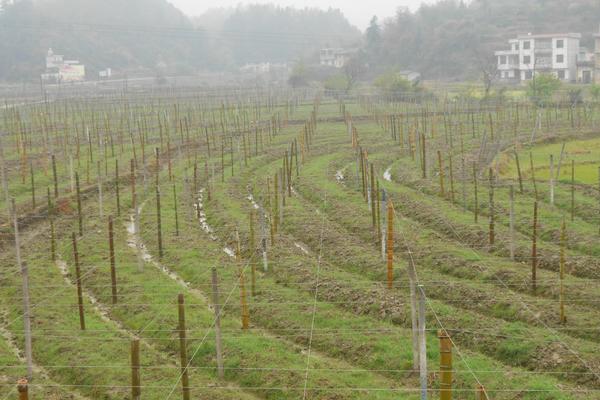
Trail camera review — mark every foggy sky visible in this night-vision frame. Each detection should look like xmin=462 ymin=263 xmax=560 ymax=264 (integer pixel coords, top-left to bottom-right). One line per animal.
xmin=168 ymin=0 xmax=428 ymax=30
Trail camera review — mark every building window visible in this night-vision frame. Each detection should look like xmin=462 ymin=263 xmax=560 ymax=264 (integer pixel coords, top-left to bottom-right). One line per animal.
xmin=523 ymin=41 xmax=531 ymax=50
xmin=500 ymin=55 xmax=507 ymax=64
xmin=525 ymin=71 xmax=533 ymax=79
xmin=556 ymin=54 xmax=564 ymax=63
xmin=523 ymin=55 xmax=531 ymax=64
xmin=556 ymin=39 xmax=564 ymax=49
xmin=557 ymin=70 xmax=565 ymax=79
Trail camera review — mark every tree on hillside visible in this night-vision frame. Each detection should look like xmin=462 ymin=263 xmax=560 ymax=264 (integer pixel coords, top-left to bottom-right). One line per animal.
xmin=365 ymin=16 xmax=382 ymax=56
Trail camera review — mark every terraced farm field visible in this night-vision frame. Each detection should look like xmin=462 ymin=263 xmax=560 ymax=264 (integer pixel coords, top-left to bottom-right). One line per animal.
xmin=1 ymin=87 xmax=600 ymax=399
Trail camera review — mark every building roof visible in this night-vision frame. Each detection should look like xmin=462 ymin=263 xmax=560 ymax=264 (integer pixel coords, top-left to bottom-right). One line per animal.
xmin=517 ymin=33 xmax=581 ymax=40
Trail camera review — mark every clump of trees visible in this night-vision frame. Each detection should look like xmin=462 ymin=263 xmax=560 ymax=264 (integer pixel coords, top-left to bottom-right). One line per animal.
xmin=373 ymin=70 xmax=423 ymax=100
xmin=527 ymin=73 xmax=561 ymax=106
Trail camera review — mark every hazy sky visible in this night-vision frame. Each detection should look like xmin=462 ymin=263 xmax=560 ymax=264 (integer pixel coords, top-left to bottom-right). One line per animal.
xmin=168 ymin=1 xmax=428 ymax=30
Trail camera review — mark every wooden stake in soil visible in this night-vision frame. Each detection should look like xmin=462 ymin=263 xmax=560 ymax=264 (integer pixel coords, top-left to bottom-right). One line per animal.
xmin=97 ymin=160 xmax=104 ymax=219
xmin=48 ymin=188 xmax=56 ymax=262
xmin=29 ymin=161 xmax=35 ymax=209
xmin=531 ymin=201 xmax=538 ymax=292
xmin=108 ymin=215 xmax=118 ymax=304
xmin=17 ymin=377 xmax=28 ymax=400
xmin=560 ymin=219 xmax=567 ymax=324
xmin=173 ymin=183 xmax=179 ymax=237
xmin=437 ymin=150 xmax=445 ymax=198
xmin=115 ymin=159 xmax=121 ymax=216
xmin=406 ymin=253 xmax=420 ymax=371
xmin=417 ymin=285 xmax=428 ymax=400
xmin=177 ymin=294 xmax=191 ymax=400
xmin=514 ymin=150 xmax=523 ymax=194
xmin=509 ymin=186 xmax=515 ymax=261
xmin=131 ymin=339 xmax=141 ymax=400
xmin=12 ymin=199 xmax=33 ymax=380
xmin=211 ymin=268 xmax=225 ymax=379
xmin=476 ymin=384 xmax=489 ymax=400
xmin=71 ymin=232 xmax=86 ymax=331
xmin=549 ymin=154 xmax=555 ymax=205
xmin=52 ymin=154 xmax=58 ymax=198
xmin=156 ymin=185 xmax=163 ymax=259
xmin=386 ymin=200 xmax=394 ymax=289
xmin=438 ymin=330 xmax=453 ymax=400
xmin=239 ymin=261 xmax=250 ymax=330
xmin=130 ymin=159 xmax=136 ymax=211
xmin=571 ymin=160 xmax=575 ymax=222
xmin=488 ymin=168 xmax=495 ymax=246
xmin=472 ymin=163 xmax=478 ymax=223
xmin=75 ymin=172 xmax=83 ymax=236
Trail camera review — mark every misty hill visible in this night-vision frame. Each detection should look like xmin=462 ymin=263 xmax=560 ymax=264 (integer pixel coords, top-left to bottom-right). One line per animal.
xmin=0 ymin=0 xmax=360 ymax=81
xmin=0 ymin=0 xmax=199 ymax=80
xmin=215 ymin=5 xmax=361 ymax=65
xmin=374 ymin=0 xmax=600 ymax=80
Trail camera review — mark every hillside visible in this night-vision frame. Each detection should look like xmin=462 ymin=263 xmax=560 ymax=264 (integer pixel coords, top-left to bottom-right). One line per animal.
xmin=0 ymin=1 xmax=360 ymax=81
xmin=372 ymin=0 xmax=600 ymax=80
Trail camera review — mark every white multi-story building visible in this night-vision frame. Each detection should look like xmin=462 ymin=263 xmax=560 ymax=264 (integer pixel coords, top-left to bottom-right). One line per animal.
xmin=319 ymin=48 xmax=355 ymax=68
xmin=495 ymin=33 xmax=581 ymax=83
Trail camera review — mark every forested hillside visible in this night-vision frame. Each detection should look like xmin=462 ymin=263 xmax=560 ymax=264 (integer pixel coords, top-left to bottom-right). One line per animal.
xmin=0 ymin=0 xmax=359 ymax=81
xmin=369 ymin=0 xmax=600 ymax=79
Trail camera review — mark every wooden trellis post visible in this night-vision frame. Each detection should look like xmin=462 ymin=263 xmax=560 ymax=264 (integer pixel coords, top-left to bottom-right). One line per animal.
xmin=476 ymin=384 xmax=489 ymax=400
xmin=12 ymin=199 xmax=33 ymax=380
xmin=472 ymin=163 xmax=478 ymax=223
xmin=560 ymin=219 xmax=567 ymax=324
xmin=131 ymin=339 xmax=141 ymax=400
xmin=514 ymin=149 xmax=523 ymax=194
xmin=177 ymin=294 xmax=191 ymax=400
xmin=488 ymin=168 xmax=495 ymax=246
xmin=156 ymin=185 xmax=163 ymax=258
xmin=509 ymin=186 xmax=515 ymax=260
xmin=173 ymin=183 xmax=179 ymax=237
xmin=531 ymin=201 xmax=538 ymax=292
xmin=115 ymin=159 xmax=121 ymax=216
xmin=211 ymin=268 xmax=225 ymax=379
xmin=438 ymin=330 xmax=453 ymax=400
xmin=571 ymin=160 xmax=575 ymax=221
xmin=406 ymin=254 xmax=420 ymax=371
xmin=418 ymin=285 xmax=428 ymax=400
xmin=386 ymin=200 xmax=394 ymax=289
xmin=438 ymin=150 xmax=445 ymax=197
xmin=108 ymin=216 xmax=117 ymax=304
xmin=71 ymin=232 xmax=85 ymax=331
xmin=17 ymin=378 xmax=28 ymax=400
xmin=75 ymin=172 xmax=83 ymax=236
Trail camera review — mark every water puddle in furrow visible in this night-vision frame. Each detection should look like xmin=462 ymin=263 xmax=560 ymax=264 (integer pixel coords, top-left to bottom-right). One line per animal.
xmin=55 ymin=257 xmax=131 ymax=334
xmin=125 ymin=202 xmax=210 ymax=303
xmin=383 ymin=167 xmax=392 ymax=182
xmin=194 ymin=188 xmax=235 ymax=258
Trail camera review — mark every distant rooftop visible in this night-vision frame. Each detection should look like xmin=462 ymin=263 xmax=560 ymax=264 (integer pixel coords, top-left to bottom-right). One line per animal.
xmin=516 ymin=33 xmax=581 ymax=40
